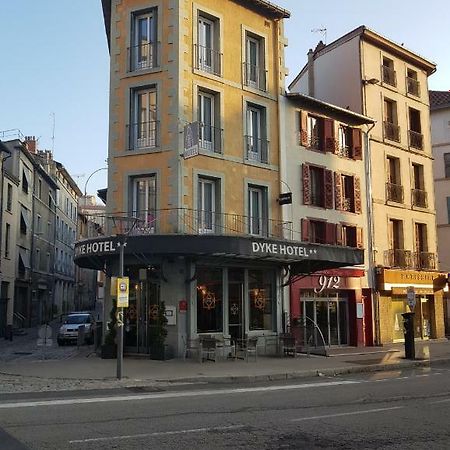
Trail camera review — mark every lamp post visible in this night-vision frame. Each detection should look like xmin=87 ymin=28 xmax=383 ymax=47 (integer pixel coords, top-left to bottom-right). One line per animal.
xmin=116 ymin=236 xmax=126 ymax=380
xmin=83 ymin=167 xmax=108 ymax=197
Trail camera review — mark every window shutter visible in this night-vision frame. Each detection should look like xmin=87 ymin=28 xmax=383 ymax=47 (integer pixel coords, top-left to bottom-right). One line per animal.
xmin=324 ymin=119 xmax=336 ymax=152
xmin=334 ymin=172 xmax=343 ymax=210
xmin=335 ymin=224 xmax=343 ymax=246
xmin=354 ymin=176 xmax=362 ymax=213
xmin=299 ymin=111 xmax=308 ymax=147
xmin=326 ymin=222 xmax=336 ymax=245
xmin=356 ymin=227 xmax=364 ymax=249
xmin=352 ymin=128 xmax=363 ymax=160
xmin=301 ymin=218 xmax=310 ymax=242
xmin=324 ymin=169 xmax=334 ymax=209
xmin=302 ymin=164 xmax=311 ymax=205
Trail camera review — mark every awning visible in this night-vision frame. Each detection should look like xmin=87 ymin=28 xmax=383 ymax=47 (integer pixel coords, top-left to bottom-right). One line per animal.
xmin=18 ymin=248 xmax=30 ymax=269
xmin=20 ymin=208 xmax=30 ymax=230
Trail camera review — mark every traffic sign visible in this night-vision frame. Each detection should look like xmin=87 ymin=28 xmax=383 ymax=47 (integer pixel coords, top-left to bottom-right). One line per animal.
xmin=117 ymin=277 xmax=129 ymax=307
xmin=406 ymin=286 xmax=416 ymax=310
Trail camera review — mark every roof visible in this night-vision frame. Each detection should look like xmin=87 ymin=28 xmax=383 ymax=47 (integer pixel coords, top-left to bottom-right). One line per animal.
xmin=286 ymin=93 xmax=376 ymax=126
xmin=430 ymin=90 xmax=450 ymax=110
xmin=289 ymin=25 xmax=436 ymax=91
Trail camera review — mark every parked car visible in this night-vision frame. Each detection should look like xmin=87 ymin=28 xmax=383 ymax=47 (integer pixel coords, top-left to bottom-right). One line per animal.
xmin=57 ymin=312 xmax=95 ymax=346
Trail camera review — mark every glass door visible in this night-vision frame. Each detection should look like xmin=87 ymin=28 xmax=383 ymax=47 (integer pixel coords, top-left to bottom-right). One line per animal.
xmin=228 ymin=282 xmax=244 ymax=342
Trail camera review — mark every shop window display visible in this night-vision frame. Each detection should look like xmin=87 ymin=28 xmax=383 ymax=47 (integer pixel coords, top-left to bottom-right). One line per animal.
xmin=197 ymin=267 xmax=223 ymax=333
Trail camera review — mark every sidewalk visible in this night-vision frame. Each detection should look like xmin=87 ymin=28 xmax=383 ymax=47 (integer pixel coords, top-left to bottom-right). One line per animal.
xmin=1 ymin=339 xmax=449 ymax=394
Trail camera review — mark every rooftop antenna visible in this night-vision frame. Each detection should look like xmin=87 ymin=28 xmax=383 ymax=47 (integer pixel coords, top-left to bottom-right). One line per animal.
xmin=311 ymin=27 xmax=327 ymax=44
xmin=50 ymin=112 xmax=55 ymax=152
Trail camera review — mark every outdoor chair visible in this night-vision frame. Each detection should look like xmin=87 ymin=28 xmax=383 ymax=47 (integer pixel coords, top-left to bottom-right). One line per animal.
xmin=279 ymin=333 xmax=297 ymax=357
xmin=183 ymin=337 xmax=201 ymax=362
xmin=234 ymin=337 xmax=258 ymax=362
xmin=199 ymin=337 xmax=218 ymax=362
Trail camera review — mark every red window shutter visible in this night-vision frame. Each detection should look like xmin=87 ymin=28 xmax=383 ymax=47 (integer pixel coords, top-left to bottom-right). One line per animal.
xmin=352 ymin=128 xmax=363 ymax=160
xmin=302 ymin=164 xmax=311 ymax=205
xmin=354 ymin=176 xmax=362 ymax=214
xmin=300 ymin=111 xmax=309 ymax=147
xmin=326 ymin=222 xmax=336 ymax=245
xmin=301 ymin=218 xmax=310 ymax=242
xmin=335 ymin=224 xmax=343 ymax=245
xmin=334 ymin=172 xmax=343 ymax=210
xmin=356 ymin=227 xmax=364 ymax=249
xmin=324 ymin=169 xmax=333 ymax=209
xmin=324 ymin=119 xmax=336 ymax=152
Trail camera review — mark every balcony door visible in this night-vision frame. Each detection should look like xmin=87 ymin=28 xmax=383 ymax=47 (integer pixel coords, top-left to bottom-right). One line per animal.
xmin=198 ymin=16 xmax=214 ymax=72
xmin=198 ymin=92 xmax=214 ymax=151
xmin=132 ymin=176 xmax=157 ymax=232
xmin=248 ymin=186 xmax=266 ymax=236
xmin=246 ymin=35 xmax=261 ymax=87
xmin=198 ymin=178 xmax=216 ymax=233
xmin=133 ymin=89 xmax=157 ymax=148
xmin=133 ymin=11 xmax=156 ymax=70
xmin=247 ymin=106 xmax=261 ymax=160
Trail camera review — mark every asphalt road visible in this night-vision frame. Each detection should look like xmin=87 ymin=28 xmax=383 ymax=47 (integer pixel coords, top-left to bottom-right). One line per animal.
xmin=1 ymin=363 xmax=450 ymax=449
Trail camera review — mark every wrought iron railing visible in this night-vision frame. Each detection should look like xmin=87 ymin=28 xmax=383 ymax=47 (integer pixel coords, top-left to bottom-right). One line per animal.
xmin=194 ymin=44 xmax=222 ymax=76
xmin=386 ymin=182 xmax=404 ymax=203
xmin=78 ymin=208 xmax=293 ymax=241
xmin=409 ymin=130 xmax=423 ymax=150
xmin=414 ymin=252 xmax=436 ymax=270
xmin=199 ymin=124 xmax=223 ymax=154
xmin=336 ymin=145 xmax=351 ymax=158
xmin=128 ymin=42 xmax=160 ymax=72
xmin=382 ymin=65 xmax=397 ymax=87
xmin=411 ymin=188 xmax=427 ymax=208
xmin=384 ymin=121 xmax=400 ymax=142
xmin=299 ymin=131 xmax=322 ymax=151
xmin=384 ymin=249 xmax=413 ymax=269
xmin=245 ymin=136 xmax=269 ymax=164
xmin=243 ymin=63 xmax=267 ymax=91
xmin=407 ymin=77 xmax=420 ymax=97
xmin=127 ymin=121 xmax=160 ymax=150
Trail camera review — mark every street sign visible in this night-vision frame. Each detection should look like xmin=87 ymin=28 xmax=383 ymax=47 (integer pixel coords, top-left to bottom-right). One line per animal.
xmin=183 ymin=122 xmax=199 ymax=159
xmin=406 ymin=286 xmax=416 ymax=310
xmin=278 ymin=192 xmax=292 ymax=205
xmin=117 ymin=277 xmax=129 ymax=307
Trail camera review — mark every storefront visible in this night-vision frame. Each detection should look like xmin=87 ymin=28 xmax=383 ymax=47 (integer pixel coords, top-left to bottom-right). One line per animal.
xmin=376 ymin=268 xmax=447 ymax=343
xmin=75 ymin=235 xmax=364 ymax=358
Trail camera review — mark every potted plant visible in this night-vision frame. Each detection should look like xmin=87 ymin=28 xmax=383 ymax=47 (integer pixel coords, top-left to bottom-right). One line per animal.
xmin=149 ymin=301 xmax=168 ymax=360
xmin=101 ymin=300 xmax=117 ymax=359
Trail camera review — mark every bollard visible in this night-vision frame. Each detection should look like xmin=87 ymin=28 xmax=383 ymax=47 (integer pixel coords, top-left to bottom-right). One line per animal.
xmin=77 ymin=325 xmax=86 ymax=348
xmin=402 ymin=312 xmax=415 ymax=360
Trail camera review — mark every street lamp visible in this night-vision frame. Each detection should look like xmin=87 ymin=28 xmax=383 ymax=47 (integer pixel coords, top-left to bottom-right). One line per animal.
xmin=84 ymin=167 xmax=108 ymax=196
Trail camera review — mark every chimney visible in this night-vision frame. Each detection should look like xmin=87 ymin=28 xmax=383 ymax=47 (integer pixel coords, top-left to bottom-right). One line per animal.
xmin=24 ymin=136 xmax=37 ymax=153
xmin=307 ymin=49 xmax=315 ymax=97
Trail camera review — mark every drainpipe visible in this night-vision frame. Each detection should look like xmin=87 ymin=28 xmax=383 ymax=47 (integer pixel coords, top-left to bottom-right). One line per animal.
xmin=307 ymin=49 xmax=315 ymax=97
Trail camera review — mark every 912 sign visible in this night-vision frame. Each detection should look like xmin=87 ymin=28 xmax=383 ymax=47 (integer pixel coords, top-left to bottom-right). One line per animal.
xmin=314 ymin=275 xmax=341 ymax=293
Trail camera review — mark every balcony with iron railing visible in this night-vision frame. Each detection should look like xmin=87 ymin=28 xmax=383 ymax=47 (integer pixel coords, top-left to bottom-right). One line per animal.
xmin=299 ymin=131 xmax=323 ymax=151
xmin=411 ymin=188 xmax=428 ymax=208
xmin=384 ymin=249 xmax=413 ymax=269
xmin=384 ymin=121 xmax=401 ymax=142
xmin=243 ymin=63 xmax=267 ymax=91
xmin=407 ymin=77 xmax=420 ymax=97
xmin=127 ymin=121 xmax=160 ymax=150
xmin=386 ymin=182 xmax=404 ymax=203
xmin=382 ymin=65 xmax=397 ymax=87
xmin=244 ymin=136 xmax=269 ymax=164
xmin=199 ymin=124 xmax=223 ymax=154
xmin=414 ymin=252 xmax=436 ymax=270
xmin=78 ymin=208 xmax=293 ymax=241
xmin=408 ymin=130 xmax=423 ymax=150
xmin=127 ymin=42 xmax=160 ymax=72
xmin=194 ymin=44 xmax=222 ymax=77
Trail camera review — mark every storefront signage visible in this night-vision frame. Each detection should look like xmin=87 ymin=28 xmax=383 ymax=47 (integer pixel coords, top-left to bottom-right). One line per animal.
xmin=75 ymin=240 xmax=117 ymax=257
xmin=314 ymin=275 xmax=341 ymax=293
xmin=179 ymin=300 xmax=188 ymax=312
xmin=183 ymin=122 xmax=199 ymax=159
xmin=278 ymin=192 xmax=292 ymax=205
xmin=251 ymin=241 xmax=314 ymax=258
xmin=116 ymin=277 xmax=129 ymax=308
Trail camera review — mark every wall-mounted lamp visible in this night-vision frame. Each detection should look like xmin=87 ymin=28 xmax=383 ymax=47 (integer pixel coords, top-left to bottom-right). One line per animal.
xmin=363 ymin=78 xmax=380 ymax=85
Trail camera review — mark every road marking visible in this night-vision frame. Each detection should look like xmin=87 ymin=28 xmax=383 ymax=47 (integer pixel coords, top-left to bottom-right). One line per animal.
xmin=290 ymin=406 xmax=404 ymax=422
xmin=69 ymin=425 xmax=245 ymax=444
xmin=0 ymin=380 xmax=359 ymax=409
xmin=429 ymin=398 xmax=450 ymax=405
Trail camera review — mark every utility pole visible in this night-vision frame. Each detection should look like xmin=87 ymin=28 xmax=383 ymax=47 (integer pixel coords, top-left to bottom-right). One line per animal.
xmin=116 ymin=237 xmax=126 ymax=380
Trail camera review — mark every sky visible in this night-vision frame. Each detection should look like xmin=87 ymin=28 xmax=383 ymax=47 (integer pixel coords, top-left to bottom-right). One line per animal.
xmin=0 ymin=0 xmax=448 ymax=199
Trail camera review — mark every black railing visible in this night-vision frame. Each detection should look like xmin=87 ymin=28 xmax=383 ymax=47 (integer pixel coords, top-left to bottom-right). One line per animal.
xmin=244 ymin=136 xmax=269 ymax=164
xmin=384 ymin=121 xmax=401 ymax=142
xmin=127 ymin=121 xmax=160 ymax=150
xmin=243 ymin=62 xmax=267 ymax=91
xmin=407 ymin=77 xmax=420 ymax=97
xmin=409 ymin=130 xmax=423 ymax=150
xmin=384 ymin=249 xmax=413 ymax=269
xmin=411 ymin=189 xmax=427 ymax=208
xmin=382 ymin=65 xmax=397 ymax=87
xmin=386 ymin=182 xmax=404 ymax=203
xmin=194 ymin=44 xmax=222 ymax=77
xmin=414 ymin=252 xmax=436 ymax=270
xmin=299 ymin=131 xmax=323 ymax=151
xmin=199 ymin=124 xmax=223 ymax=154
xmin=128 ymin=42 xmax=160 ymax=72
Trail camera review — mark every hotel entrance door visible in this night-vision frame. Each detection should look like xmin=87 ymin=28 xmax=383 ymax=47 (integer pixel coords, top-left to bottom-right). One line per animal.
xmin=228 ymin=282 xmax=244 ymax=342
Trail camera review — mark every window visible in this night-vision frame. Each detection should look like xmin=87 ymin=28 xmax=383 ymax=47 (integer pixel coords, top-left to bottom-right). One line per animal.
xmin=382 ymin=57 xmax=396 ymax=86
xmin=303 ymin=164 xmax=334 ymax=209
xmin=22 ymin=170 xmax=29 ymax=194
xmin=299 ymin=113 xmax=337 ymax=153
xmin=244 ymin=33 xmax=266 ymax=91
xmin=248 ymin=185 xmax=267 ymax=236
xmin=46 ymin=253 xmax=51 ymax=273
xmin=6 ymin=184 xmax=12 ymax=212
xmin=407 ymin=69 xmax=420 ymax=97
xmin=342 ymin=225 xmax=357 ymax=248
xmin=5 ymin=223 xmax=10 ymax=258
xmin=132 ymin=176 xmax=157 ymax=232
xmin=338 ymin=125 xmax=352 ymax=157
xmin=412 ymin=164 xmax=427 ymax=207
xmin=36 ymin=248 xmax=40 ymax=270
xmin=307 ymin=115 xmax=323 ymax=150
xmin=341 ymin=175 xmax=356 ymax=212
xmin=386 ymin=219 xmax=408 ymax=267
xmin=447 ymin=197 xmax=450 ymax=224
xmin=38 ymin=179 xmax=42 ymax=200
xmin=130 ymin=9 xmax=157 ymax=71
xmin=196 ymin=14 xmax=221 ymax=76
xmin=20 ymin=208 xmax=29 ymax=235
xmin=310 ymin=220 xmax=326 ymax=244
xmin=445 ymin=154 xmax=450 ymax=178
xmin=415 ymin=223 xmax=434 ymax=269
xmin=130 ymin=87 xmax=158 ymax=150
xmin=197 ymin=267 xmax=223 ymax=333
xmin=384 ymin=99 xmax=400 ymax=142
xmin=415 ymin=223 xmax=428 ymax=253
xmin=245 ymin=104 xmax=268 ymax=163
xmin=198 ymin=178 xmax=217 ymax=233
xmin=36 ymin=215 xmax=41 ymax=234
xmin=248 ymin=269 xmax=275 ymax=331
xmin=198 ymin=90 xmax=221 ymax=153
xmin=408 ymin=108 xmax=423 ymax=150
xmin=386 ymin=157 xmax=403 ymax=203
xmin=48 ymin=221 xmax=52 ymax=238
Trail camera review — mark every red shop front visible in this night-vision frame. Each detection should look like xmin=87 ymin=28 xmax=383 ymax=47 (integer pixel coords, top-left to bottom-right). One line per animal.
xmin=290 ymin=268 xmax=373 ymax=347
